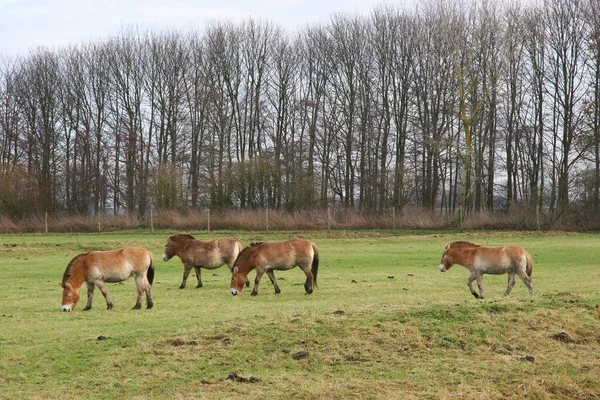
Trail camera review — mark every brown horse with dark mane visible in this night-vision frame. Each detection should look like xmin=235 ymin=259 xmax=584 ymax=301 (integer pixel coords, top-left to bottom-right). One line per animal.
xmin=162 ymin=234 xmax=247 ymax=289
xmin=439 ymin=241 xmax=534 ymax=299
xmin=60 ymin=247 xmax=155 ymax=311
xmin=230 ymin=239 xmax=319 ymax=296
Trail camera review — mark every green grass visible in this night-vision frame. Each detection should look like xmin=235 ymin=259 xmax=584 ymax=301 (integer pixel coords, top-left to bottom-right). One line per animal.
xmin=0 ymin=230 xmax=599 ymax=399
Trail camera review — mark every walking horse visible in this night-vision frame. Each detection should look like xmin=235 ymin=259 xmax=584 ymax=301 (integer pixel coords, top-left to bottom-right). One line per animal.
xmin=230 ymin=239 xmax=319 ymax=296
xmin=439 ymin=241 xmax=534 ymax=299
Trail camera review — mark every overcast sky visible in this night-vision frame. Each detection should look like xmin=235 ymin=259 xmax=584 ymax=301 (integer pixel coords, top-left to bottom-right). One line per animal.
xmin=0 ymin=0 xmax=414 ymax=57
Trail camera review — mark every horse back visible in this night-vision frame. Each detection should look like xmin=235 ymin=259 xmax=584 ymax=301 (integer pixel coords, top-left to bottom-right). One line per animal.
xmin=85 ymin=247 xmax=152 ymax=282
xmin=472 ymin=245 xmax=530 ymax=273
xmin=259 ymin=239 xmax=315 ymax=268
xmin=186 ymin=238 xmax=240 ymax=266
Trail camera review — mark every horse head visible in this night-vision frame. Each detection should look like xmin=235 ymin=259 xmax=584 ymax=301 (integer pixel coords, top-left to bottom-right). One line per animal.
xmin=60 ymin=280 xmax=80 ymax=312
xmin=162 ymin=239 xmax=175 ymax=261
xmin=439 ymin=242 xmax=478 ymax=272
xmin=163 ymin=234 xmax=194 ymax=261
xmin=230 ymin=266 xmax=247 ymax=295
xmin=230 ymin=244 xmax=259 ymax=295
xmin=60 ymin=253 xmax=86 ymax=311
xmin=439 ymin=244 xmax=455 ymax=272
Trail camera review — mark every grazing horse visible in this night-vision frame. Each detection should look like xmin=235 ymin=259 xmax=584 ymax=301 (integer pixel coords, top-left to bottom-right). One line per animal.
xmin=162 ymin=234 xmax=247 ymax=289
xmin=439 ymin=241 xmax=534 ymax=299
xmin=60 ymin=247 xmax=155 ymax=311
xmin=230 ymin=239 xmax=319 ymax=296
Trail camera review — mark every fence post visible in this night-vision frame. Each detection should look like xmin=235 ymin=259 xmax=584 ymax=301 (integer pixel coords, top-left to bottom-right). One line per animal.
xmin=207 ymin=209 xmax=211 ymax=232
xmin=327 ymin=207 xmax=331 ymax=233
xmin=392 ymin=208 xmax=396 ymax=231
xmin=45 ymin=212 xmax=48 ymax=234
xmin=266 ymin=207 xmax=269 ymax=232
xmin=98 ymin=213 xmax=101 ymax=233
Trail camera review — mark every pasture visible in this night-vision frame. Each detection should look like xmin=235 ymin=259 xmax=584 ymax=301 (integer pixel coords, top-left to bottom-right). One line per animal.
xmin=0 ymin=230 xmax=599 ymax=399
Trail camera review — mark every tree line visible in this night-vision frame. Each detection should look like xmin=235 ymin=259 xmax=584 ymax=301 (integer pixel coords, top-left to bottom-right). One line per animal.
xmin=0 ymin=0 xmax=599 ymax=223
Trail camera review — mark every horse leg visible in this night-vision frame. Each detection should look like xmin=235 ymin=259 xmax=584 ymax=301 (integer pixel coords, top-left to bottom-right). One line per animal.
xmin=504 ymin=273 xmax=516 ymax=297
xmin=475 ymin=273 xmax=485 ymax=299
xmin=467 ymin=272 xmax=481 ymax=299
xmin=180 ymin=264 xmax=193 ymax=289
xmin=96 ymin=281 xmax=114 ymax=310
xmin=83 ymin=282 xmax=95 ymax=311
xmin=300 ymin=264 xmax=314 ymax=294
xmin=265 ymin=270 xmax=281 ymax=294
xmin=133 ymin=275 xmax=145 ymax=309
xmin=251 ymin=269 xmax=266 ymax=296
xmin=194 ymin=266 xmax=203 ymax=288
xmin=516 ymin=268 xmax=535 ymax=297
xmin=144 ymin=276 xmax=153 ymax=309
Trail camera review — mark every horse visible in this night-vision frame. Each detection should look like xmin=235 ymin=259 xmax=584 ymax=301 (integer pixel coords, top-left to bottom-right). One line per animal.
xmin=230 ymin=239 xmax=319 ymax=296
xmin=60 ymin=247 xmax=155 ymax=311
xmin=162 ymin=234 xmax=248 ymax=289
xmin=439 ymin=241 xmax=534 ymax=299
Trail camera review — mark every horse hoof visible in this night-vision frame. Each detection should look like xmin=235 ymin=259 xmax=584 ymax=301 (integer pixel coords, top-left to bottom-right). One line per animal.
xmin=250 ymin=292 xmax=258 ymax=296
xmin=83 ymin=307 xmax=91 ymax=311
xmin=147 ymin=303 xmax=154 ymax=309
xmin=132 ymin=304 xmax=142 ymax=310
xmin=107 ymin=304 xmax=113 ymax=310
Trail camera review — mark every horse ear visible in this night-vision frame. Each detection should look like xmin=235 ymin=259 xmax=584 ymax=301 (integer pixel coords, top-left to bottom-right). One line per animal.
xmin=445 ymin=243 xmax=451 ymax=250
xmin=233 ymin=266 xmax=239 ymax=273
xmin=63 ymin=281 xmax=72 ymax=289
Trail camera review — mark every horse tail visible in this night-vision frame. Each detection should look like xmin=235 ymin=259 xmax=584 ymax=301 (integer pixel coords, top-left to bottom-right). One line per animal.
xmin=147 ymin=252 xmax=155 ymax=285
xmin=526 ymin=252 xmax=534 ymax=278
xmin=236 ymin=241 xmax=243 ymax=259
xmin=311 ymin=243 xmax=319 ymax=288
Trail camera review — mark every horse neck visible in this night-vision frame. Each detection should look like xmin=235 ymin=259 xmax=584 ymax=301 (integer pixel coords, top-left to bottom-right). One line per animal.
xmin=171 ymin=239 xmax=189 ymax=255
xmin=450 ymin=247 xmax=476 ymax=268
xmin=237 ymin=257 xmax=256 ymax=276
xmin=65 ymin=263 xmax=86 ymax=290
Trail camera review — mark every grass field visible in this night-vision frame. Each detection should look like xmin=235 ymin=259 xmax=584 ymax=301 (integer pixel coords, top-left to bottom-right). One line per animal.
xmin=0 ymin=230 xmax=599 ymax=399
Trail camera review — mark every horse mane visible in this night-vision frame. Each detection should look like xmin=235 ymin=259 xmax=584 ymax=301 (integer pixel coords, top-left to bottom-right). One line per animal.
xmin=62 ymin=253 xmax=88 ymax=282
xmin=237 ymin=242 xmax=263 ymax=259
xmin=170 ymin=233 xmax=196 ymax=241
xmin=448 ymin=241 xmax=480 ymax=249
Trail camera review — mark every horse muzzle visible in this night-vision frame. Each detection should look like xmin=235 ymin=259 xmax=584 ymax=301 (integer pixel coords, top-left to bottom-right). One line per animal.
xmin=162 ymin=253 xmax=169 ymax=262
xmin=62 ymin=305 xmax=73 ymax=312
xmin=439 ymin=264 xmax=446 ymax=272
xmin=230 ymin=288 xmax=239 ymax=296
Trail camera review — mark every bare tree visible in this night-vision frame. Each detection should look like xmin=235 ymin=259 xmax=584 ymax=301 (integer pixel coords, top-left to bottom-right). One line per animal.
xmin=107 ymin=30 xmax=148 ymax=216
xmin=583 ymin=0 xmax=600 ymax=212
xmin=545 ymin=0 xmax=590 ymax=215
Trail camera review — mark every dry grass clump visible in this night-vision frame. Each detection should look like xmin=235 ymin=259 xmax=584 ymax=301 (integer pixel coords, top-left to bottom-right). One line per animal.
xmin=1 ymin=204 xmax=599 ymax=233
xmin=0 ymin=215 xmax=22 ymax=233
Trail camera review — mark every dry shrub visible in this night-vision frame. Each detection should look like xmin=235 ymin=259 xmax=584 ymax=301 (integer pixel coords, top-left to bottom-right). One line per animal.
xmin=218 ymin=209 xmax=270 ymax=231
xmin=0 ymin=216 xmax=21 ymax=233
xmin=50 ymin=214 xmax=140 ymax=232
xmin=0 ymin=205 xmax=598 ymax=234
xmin=151 ymin=210 xmax=208 ymax=230
xmin=395 ymin=206 xmax=452 ymax=230
xmin=462 ymin=211 xmax=505 ymax=230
